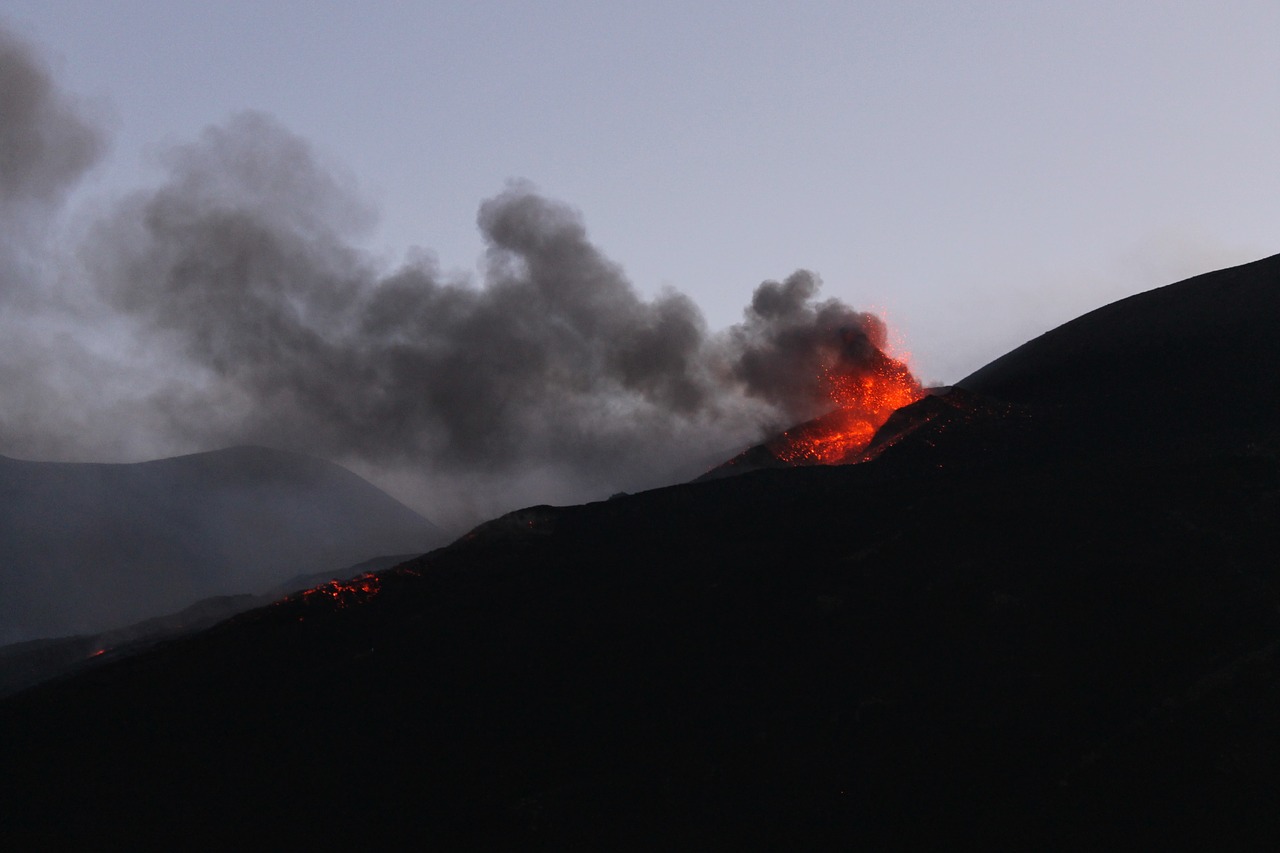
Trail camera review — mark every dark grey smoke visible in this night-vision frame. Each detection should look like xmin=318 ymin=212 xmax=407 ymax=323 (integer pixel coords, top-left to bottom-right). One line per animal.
xmin=0 ymin=26 xmax=104 ymax=302
xmin=1 ymin=24 xmax=911 ymax=526
xmin=0 ymin=28 xmax=102 ymax=212
xmin=731 ymin=270 xmax=895 ymax=415
xmin=0 ymin=25 xmax=116 ymax=465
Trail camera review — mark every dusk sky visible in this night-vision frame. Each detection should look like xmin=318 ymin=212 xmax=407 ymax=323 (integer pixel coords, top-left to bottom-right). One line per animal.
xmin=10 ymin=1 xmax=1277 ymax=380
xmin=2 ymin=1 xmax=1278 ymax=523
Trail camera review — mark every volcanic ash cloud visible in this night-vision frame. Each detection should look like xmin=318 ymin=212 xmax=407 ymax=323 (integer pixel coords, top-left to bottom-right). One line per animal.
xmin=0 ymin=25 xmax=916 ymax=522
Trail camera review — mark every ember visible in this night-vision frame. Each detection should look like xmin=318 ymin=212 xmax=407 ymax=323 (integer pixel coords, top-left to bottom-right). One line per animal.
xmin=300 ymin=572 xmax=382 ymax=609
xmin=772 ymin=341 xmax=922 ymax=465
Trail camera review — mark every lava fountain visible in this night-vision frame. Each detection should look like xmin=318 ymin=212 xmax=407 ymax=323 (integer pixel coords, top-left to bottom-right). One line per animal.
xmin=771 ymin=332 xmax=923 ymax=466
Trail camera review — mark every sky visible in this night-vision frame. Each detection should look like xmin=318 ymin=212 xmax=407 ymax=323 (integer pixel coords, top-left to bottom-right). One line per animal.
xmin=1 ymin=1 xmax=1277 ymax=526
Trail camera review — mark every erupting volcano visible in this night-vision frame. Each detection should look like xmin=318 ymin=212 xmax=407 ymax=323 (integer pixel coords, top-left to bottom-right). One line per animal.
xmin=773 ymin=349 xmax=923 ymax=465
xmin=704 ymin=319 xmax=923 ymax=480
xmin=7 ymin=255 xmax=1280 ymax=850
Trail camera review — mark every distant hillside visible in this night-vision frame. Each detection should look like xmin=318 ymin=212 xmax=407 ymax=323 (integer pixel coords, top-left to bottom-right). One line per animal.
xmin=0 ymin=446 xmax=448 ymax=643
xmin=0 ymin=553 xmax=418 ymax=697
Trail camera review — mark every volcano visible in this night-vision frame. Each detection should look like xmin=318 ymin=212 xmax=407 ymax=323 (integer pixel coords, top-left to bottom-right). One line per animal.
xmin=3 ymin=255 xmax=1280 ymax=849
xmin=699 ymin=346 xmax=923 ymax=479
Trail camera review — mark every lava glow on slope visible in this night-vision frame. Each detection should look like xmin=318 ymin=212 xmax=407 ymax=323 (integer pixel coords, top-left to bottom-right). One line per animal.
xmin=299 ymin=573 xmax=382 ymax=609
xmin=772 ymin=348 xmax=922 ymax=466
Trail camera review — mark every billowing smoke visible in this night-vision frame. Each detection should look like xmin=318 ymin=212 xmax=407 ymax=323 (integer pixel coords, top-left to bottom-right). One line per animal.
xmin=0 ymin=25 xmax=120 ymax=466
xmin=1 ymin=25 xmax=911 ymax=528
xmin=0 ymin=26 xmax=103 ymax=308
xmin=731 ymin=270 xmax=898 ymax=415
xmin=0 ymin=28 xmax=103 ymax=224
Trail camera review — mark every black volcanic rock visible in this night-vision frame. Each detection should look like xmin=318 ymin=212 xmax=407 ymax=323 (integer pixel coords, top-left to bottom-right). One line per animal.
xmin=957 ymin=252 xmax=1280 ymax=462
xmin=0 ymin=445 xmax=447 ymax=643
xmin=3 ymin=257 xmax=1280 ymax=849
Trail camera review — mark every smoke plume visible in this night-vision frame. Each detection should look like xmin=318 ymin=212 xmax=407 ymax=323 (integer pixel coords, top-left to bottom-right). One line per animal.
xmin=0 ymin=26 xmax=103 ymax=301
xmin=1 ymin=25 xmax=911 ymax=527
xmin=0 ymin=29 xmax=102 ymax=214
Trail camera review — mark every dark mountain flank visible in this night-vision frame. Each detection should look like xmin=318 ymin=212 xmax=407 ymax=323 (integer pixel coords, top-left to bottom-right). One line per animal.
xmin=0 ymin=553 xmax=419 ymax=698
xmin=957 ymin=252 xmax=1280 ymax=461
xmin=0 ymin=445 xmax=446 ymax=643
xmin=4 ymin=256 xmax=1280 ymax=849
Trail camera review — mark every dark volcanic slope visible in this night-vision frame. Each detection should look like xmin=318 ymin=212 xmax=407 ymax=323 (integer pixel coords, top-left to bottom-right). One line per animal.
xmin=3 ymin=257 xmax=1280 ymax=849
xmin=0 ymin=553 xmax=419 ymax=698
xmin=958 ymin=252 xmax=1280 ymax=461
xmin=0 ymin=446 xmax=447 ymax=643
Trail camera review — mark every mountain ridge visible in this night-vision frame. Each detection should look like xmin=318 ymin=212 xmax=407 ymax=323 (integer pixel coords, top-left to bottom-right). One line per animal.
xmin=0 ymin=444 xmax=447 ymax=643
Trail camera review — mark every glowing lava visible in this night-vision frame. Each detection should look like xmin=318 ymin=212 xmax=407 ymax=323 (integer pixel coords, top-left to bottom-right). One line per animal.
xmin=300 ymin=572 xmax=381 ymax=609
xmin=772 ymin=349 xmax=922 ymax=465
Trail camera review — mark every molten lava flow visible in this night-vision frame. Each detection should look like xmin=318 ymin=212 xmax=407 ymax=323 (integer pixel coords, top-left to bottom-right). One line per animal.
xmin=299 ymin=572 xmax=381 ymax=609
xmin=773 ymin=348 xmax=922 ymax=466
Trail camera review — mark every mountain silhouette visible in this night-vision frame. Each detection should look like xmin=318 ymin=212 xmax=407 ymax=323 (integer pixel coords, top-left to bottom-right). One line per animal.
xmin=2 ymin=255 xmax=1279 ymax=849
xmin=0 ymin=445 xmax=446 ymax=643
xmin=957 ymin=251 xmax=1280 ymax=461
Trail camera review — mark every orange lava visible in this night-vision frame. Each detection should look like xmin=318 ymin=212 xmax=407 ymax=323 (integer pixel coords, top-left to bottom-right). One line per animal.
xmin=300 ymin=572 xmax=381 ymax=609
xmin=773 ymin=351 xmax=922 ymax=465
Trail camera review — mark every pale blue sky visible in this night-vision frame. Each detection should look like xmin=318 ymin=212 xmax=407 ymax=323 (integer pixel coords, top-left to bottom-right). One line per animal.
xmin=6 ymin=0 xmax=1278 ymax=384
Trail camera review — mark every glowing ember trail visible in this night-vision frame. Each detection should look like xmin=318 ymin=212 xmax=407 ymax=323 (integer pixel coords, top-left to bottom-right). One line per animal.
xmin=299 ymin=572 xmax=382 ymax=609
xmin=772 ymin=341 xmax=922 ymax=466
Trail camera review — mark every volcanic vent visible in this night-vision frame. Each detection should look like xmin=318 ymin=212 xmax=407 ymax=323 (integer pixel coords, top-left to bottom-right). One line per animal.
xmin=771 ymin=348 xmax=922 ymax=465
xmin=704 ymin=317 xmax=923 ymax=479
